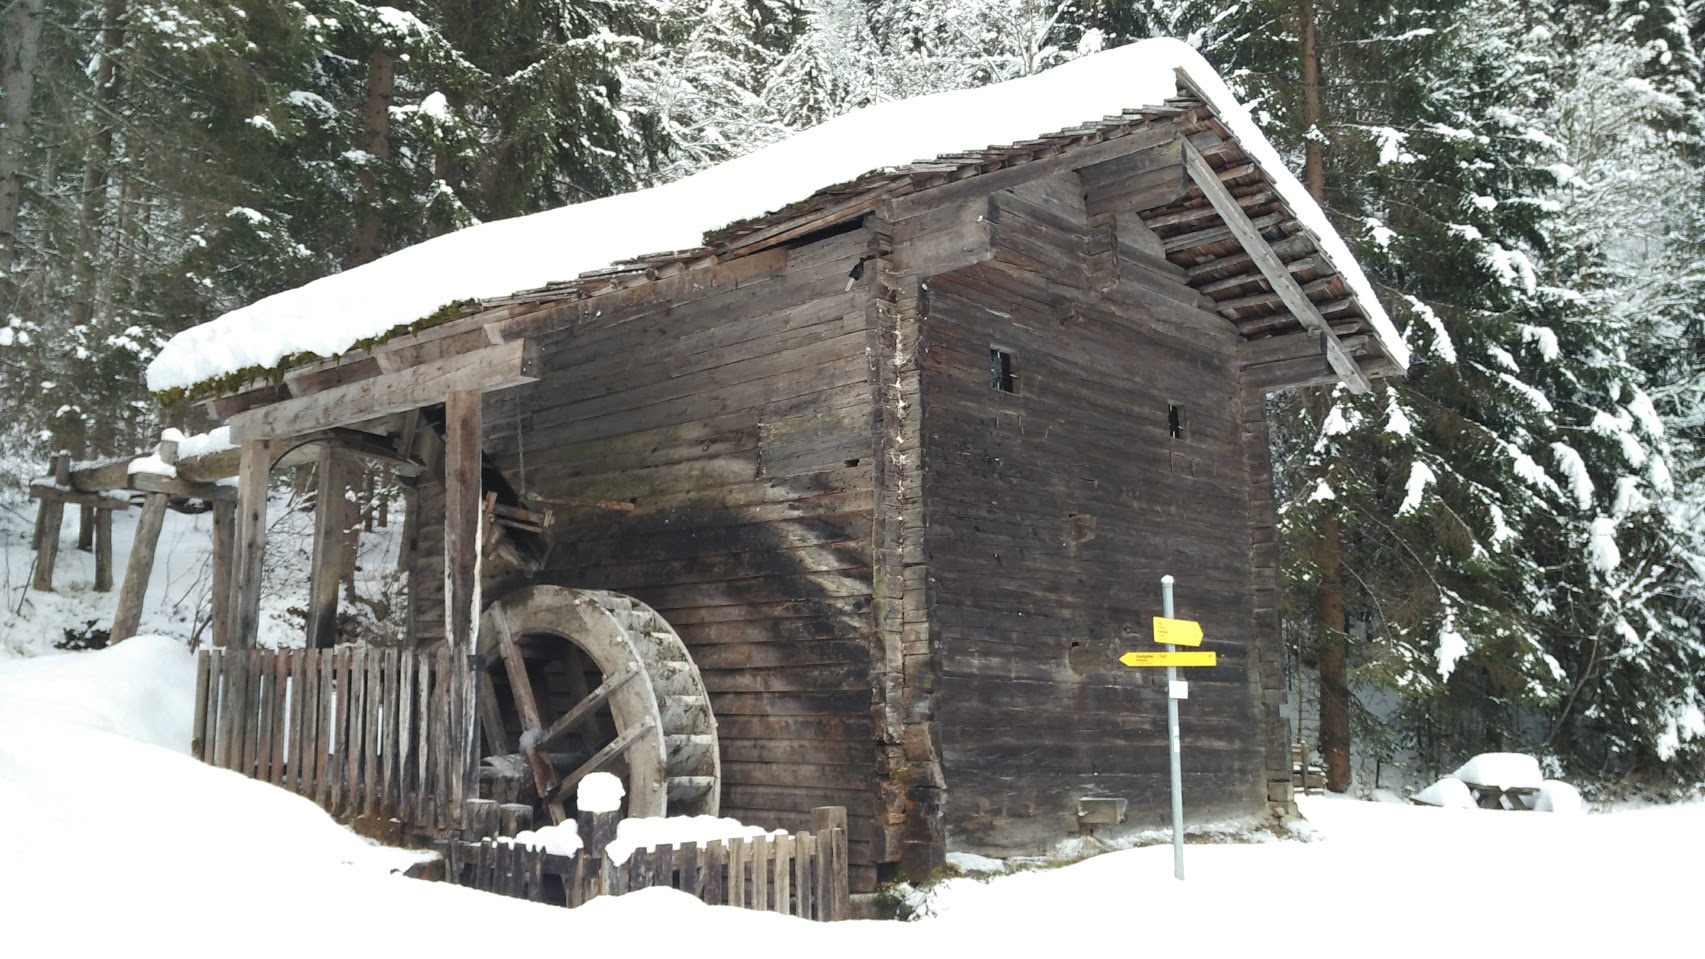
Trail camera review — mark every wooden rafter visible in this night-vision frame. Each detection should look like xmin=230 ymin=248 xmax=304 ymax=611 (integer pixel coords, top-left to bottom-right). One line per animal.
xmin=1179 ymin=138 xmax=1372 ymax=393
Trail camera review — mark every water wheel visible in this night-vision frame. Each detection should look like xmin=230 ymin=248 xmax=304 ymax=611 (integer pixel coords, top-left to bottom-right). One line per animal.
xmin=477 ymin=585 xmax=720 ymax=824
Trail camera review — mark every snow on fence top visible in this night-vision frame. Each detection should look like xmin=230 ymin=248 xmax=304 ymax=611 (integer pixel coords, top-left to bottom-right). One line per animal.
xmin=146 ymin=37 xmax=1407 ymax=394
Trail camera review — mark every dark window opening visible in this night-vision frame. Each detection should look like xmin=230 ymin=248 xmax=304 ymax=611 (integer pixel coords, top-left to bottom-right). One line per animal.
xmin=1168 ymin=403 xmax=1185 ymax=439
xmin=990 ymin=348 xmax=1017 ymax=393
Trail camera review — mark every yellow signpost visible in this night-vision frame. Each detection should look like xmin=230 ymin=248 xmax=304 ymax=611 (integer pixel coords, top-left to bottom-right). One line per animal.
xmin=1119 ymin=650 xmax=1217 ymax=668
xmin=1151 ymin=616 xmax=1204 ymax=646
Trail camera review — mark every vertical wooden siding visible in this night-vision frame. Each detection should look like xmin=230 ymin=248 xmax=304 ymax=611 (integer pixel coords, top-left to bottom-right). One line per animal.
xmin=921 ymin=173 xmax=1269 ymax=854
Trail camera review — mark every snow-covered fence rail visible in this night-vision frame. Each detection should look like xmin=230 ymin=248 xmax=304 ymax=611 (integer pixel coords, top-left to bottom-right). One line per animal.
xmin=439 ymin=806 xmax=852 ymax=920
xmin=193 ymin=646 xmax=479 ymax=837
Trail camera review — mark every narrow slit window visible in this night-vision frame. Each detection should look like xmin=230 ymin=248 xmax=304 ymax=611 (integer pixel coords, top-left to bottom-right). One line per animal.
xmin=1168 ymin=402 xmax=1185 ymax=439
xmin=990 ymin=348 xmax=1017 ymax=394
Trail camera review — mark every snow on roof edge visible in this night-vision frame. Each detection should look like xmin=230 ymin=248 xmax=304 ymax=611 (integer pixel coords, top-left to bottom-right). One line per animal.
xmin=147 ymin=38 xmax=1407 ymax=394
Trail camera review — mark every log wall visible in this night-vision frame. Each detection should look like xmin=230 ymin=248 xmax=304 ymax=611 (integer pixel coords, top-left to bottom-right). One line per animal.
xmin=473 ymin=230 xmax=884 ymax=891
xmin=919 ymin=173 xmax=1271 ymax=854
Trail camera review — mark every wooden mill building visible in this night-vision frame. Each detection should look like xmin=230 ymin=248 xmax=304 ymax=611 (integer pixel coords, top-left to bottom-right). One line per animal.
xmin=151 ymin=40 xmax=1406 ymax=891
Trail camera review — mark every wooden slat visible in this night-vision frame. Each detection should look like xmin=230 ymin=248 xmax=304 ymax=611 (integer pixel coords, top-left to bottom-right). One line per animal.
xmin=773 ymin=833 xmax=793 ymax=915
xmin=797 ymin=833 xmax=816 ymax=920
xmin=1180 ymin=139 xmax=1371 ymax=392
xmin=396 ymin=651 xmax=416 ymax=821
xmin=315 ymin=650 xmax=336 ymax=808
xmin=545 ymin=721 xmax=654 ymax=804
xmin=364 ymin=647 xmax=382 ymax=818
xmin=268 ymin=652 xmax=289 ymax=784
xmin=191 ymin=650 xmax=213 ymax=761
xmin=751 ymin=831 xmax=769 ymax=911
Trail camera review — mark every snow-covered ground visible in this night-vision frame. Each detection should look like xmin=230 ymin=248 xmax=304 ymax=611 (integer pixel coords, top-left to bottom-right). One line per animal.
xmin=2 ymin=474 xmax=1698 ymax=954
xmin=2 ymin=631 xmax=1700 ymax=956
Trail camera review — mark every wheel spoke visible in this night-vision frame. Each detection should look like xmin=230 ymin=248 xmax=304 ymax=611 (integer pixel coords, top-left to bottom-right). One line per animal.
xmin=534 ymin=663 xmax=639 ymax=753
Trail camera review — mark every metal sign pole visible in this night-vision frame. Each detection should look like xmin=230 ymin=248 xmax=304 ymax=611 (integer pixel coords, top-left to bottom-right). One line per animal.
xmin=1163 ymin=574 xmax=1184 ymax=880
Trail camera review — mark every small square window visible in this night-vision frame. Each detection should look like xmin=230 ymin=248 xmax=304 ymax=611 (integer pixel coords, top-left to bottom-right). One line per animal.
xmin=990 ymin=348 xmax=1017 ymax=394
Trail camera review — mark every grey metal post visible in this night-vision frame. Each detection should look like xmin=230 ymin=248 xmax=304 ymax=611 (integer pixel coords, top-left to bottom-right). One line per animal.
xmin=1163 ymin=574 xmax=1184 ymax=879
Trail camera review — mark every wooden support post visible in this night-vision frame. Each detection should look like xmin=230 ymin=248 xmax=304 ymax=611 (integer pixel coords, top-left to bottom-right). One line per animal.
xmin=77 ymin=505 xmax=94 ymax=551
xmin=109 ymin=493 xmax=167 ymax=642
xmin=30 ymin=453 xmax=70 ymax=592
xmin=210 ymin=501 xmax=235 ymax=647
xmin=228 ymin=439 xmax=273 ymax=650
xmin=93 ymin=507 xmax=113 ymax=592
xmin=444 ymin=390 xmax=483 ymax=806
xmin=307 ymin=446 xmax=351 ymax=649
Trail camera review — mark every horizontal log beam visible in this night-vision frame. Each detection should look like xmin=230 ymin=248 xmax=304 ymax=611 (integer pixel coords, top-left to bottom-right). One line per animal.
xmin=29 ymin=484 xmax=131 ymax=511
xmin=129 ymin=472 xmax=238 ymax=502
xmin=227 ymin=339 xmax=541 ymax=442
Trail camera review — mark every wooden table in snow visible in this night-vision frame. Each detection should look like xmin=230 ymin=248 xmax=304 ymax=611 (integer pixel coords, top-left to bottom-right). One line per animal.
xmin=1463 ymin=781 xmax=1538 ymax=810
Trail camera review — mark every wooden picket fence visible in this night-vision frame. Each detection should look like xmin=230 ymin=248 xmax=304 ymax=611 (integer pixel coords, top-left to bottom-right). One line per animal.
xmin=192 ymin=646 xmax=480 ymax=837
xmin=439 ymin=806 xmax=851 ymax=920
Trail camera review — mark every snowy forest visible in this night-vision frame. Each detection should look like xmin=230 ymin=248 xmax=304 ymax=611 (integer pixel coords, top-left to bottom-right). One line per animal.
xmin=0 ymin=0 xmax=1701 ymax=794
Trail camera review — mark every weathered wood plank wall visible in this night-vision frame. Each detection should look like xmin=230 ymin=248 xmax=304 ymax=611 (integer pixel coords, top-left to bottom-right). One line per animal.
xmin=460 ymin=230 xmax=884 ymax=890
xmin=920 ymin=172 xmax=1269 ymax=853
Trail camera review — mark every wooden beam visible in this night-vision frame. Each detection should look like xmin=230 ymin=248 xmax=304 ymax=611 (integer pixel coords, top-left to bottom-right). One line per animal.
xmin=210 ymin=501 xmax=235 ymax=647
xmin=29 ymin=484 xmax=130 ymax=511
xmin=306 ymin=446 xmax=351 ymax=650
xmin=534 ymin=663 xmax=640 ymax=752
xmin=227 ymin=440 xmax=273 ymax=649
xmin=443 ymin=389 xmax=483 ymax=808
xmin=128 ymin=472 xmax=238 ymax=502
xmin=546 ymin=721 xmax=653 ymax=805
xmin=110 ymin=492 xmax=168 ymax=643
xmin=226 ymin=339 xmax=540 ymax=442
xmin=1180 ymin=138 xmax=1371 ymax=393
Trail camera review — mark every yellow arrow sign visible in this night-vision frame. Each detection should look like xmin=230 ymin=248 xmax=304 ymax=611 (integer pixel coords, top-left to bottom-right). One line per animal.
xmin=1120 ymin=651 xmax=1217 ymax=668
xmin=1152 ymin=616 xmax=1204 ymax=647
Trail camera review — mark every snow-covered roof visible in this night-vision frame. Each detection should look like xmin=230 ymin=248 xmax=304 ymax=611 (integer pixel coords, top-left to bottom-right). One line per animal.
xmin=147 ymin=38 xmax=1407 ymax=394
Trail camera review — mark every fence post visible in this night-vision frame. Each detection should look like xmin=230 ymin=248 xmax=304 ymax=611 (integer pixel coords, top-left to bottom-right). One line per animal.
xmin=811 ymin=806 xmax=850 ymax=921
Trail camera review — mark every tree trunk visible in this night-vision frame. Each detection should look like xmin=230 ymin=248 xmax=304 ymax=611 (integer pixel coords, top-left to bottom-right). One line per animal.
xmin=69 ymin=1 xmax=126 ymax=332
xmin=1299 ymin=0 xmax=1350 ymax=790
xmin=1298 ymin=0 xmax=1326 ymax=201
xmin=0 ymin=0 xmax=48 ymax=284
xmin=1317 ymin=513 xmax=1353 ymax=791
xmin=351 ymin=48 xmax=395 ymax=267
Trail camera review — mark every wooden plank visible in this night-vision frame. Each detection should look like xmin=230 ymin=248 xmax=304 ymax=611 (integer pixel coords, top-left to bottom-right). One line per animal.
xmin=545 ymin=721 xmax=653 ymax=804
xmin=1179 ymin=139 xmax=1371 ymax=392
xmin=226 ymin=339 xmax=541 ymax=441
xmin=396 ymin=651 xmax=416 ymax=822
xmin=28 ymin=484 xmax=129 ymax=511
xmin=726 ymin=837 xmax=745 ymax=908
xmin=678 ymin=838 xmax=701 ymax=900
xmin=752 ymin=832 xmax=770 ymax=911
xmin=241 ymin=649 xmax=264 ymax=778
xmin=227 ymin=440 xmax=272 ymax=648
xmin=772 ymin=833 xmax=793 ymax=915
xmin=364 ymin=646 xmax=382 ymax=819
xmin=492 ymin=606 xmax=561 ymax=816
xmin=307 ymin=446 xmax=351 ymax=649
xmin=796 ymin=833 xmax=815 ymax=919
xmin=703 ymin=840 xmax=727 ymax=906
xmin=191 ymin=650 xmax=213 ymax=761
xmin=213 ymin=651 xmax=236 ymax=770
xmin=380 ymin=648 xmax=398 ymax=818
xmin=270 ymin=651 xmax=291 ymax=784
xmin=812 ymin=806 xmax=850 ymax=920
xmin=534 ymin=663 xmax=639 ymax=751
xmin=315 ymin=650 xmax=335 ymax=809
